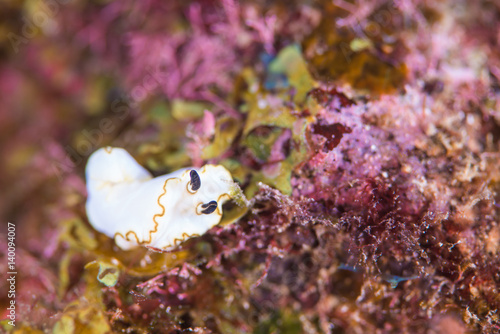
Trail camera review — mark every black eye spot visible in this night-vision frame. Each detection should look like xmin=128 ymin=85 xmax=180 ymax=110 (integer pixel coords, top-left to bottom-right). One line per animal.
xmin=201 ymin=200 xmax=218 ymax=214
xmin=190 ymin=170 xmax=201 ymax=191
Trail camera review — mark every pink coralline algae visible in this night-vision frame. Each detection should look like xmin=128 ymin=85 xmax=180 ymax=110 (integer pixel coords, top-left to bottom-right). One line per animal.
xmin=1 ymin=0 xmax=500 ymax=333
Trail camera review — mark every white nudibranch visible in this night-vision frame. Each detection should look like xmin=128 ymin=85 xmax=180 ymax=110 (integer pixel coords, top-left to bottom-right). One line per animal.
xmin=85 ymin=147 xmax=235 ymax=251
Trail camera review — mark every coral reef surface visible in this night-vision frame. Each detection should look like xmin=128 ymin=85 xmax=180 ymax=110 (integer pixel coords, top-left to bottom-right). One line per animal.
xmin=1 ymin=0 xmax=499 ymax=333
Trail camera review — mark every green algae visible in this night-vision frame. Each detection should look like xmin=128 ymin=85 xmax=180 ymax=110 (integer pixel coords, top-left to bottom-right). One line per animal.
xmin=304 ymin=17 xmax=407 ymax=94
xmin=267 ymin=45 xmax=316 ymax=104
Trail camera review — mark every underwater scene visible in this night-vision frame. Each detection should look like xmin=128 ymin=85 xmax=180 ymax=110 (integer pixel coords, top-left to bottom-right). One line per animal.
xmin=0 ymin=0 xmax=500 ymax=333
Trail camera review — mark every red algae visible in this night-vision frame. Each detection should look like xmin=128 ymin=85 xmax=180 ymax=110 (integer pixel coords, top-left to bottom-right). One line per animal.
xmin=312 ymin=122 xmax=352 ymax=151
xmin=1 ymin=0 xmax=500 ymax=333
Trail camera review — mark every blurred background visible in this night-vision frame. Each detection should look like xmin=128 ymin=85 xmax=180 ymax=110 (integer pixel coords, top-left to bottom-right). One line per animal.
xmin=1 ymin=0 xmax=500 ymax=333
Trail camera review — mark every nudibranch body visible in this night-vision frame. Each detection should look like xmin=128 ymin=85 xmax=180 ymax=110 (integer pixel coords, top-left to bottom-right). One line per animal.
xmin=85 ymin=147 xmax=235 ymax=250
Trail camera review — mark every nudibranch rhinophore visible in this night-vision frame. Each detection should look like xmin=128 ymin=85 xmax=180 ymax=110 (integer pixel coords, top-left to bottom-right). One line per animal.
xmin=85 ymin=147 xmax=235 ymax=250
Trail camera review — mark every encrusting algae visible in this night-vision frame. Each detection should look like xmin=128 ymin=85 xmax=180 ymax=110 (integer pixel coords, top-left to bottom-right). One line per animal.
xmin=1 ymin=0 xmax=500 ymax=333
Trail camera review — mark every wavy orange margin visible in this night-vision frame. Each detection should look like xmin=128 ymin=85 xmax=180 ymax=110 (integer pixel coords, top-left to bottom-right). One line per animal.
xmin=113 ymin=168 xmax=232 ymax=250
